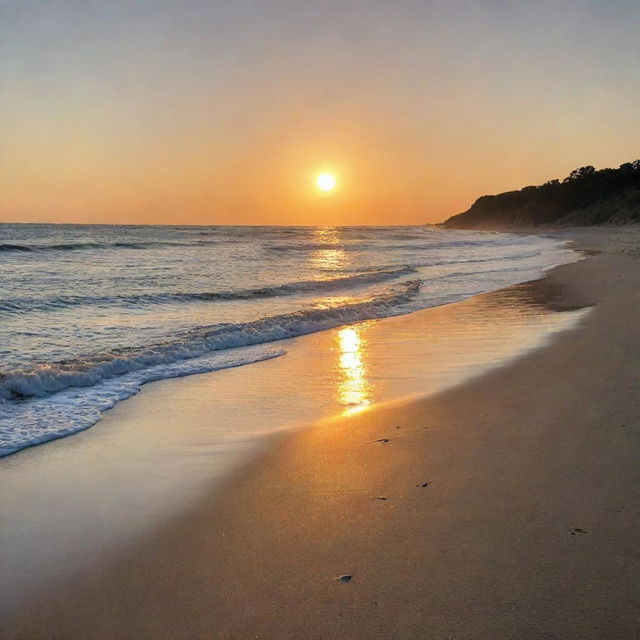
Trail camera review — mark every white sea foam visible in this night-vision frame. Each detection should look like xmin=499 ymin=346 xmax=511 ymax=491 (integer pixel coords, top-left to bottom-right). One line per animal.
xmin=0 ymin=346 xmax=285 ymax=457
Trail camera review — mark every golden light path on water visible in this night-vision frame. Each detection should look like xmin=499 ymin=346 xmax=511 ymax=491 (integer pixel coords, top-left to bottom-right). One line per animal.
xmin=307 ymin=227 xmax=373 ymax=414
xmin=309 ymin=226 xmax=347 ymax=272
xmin=336 ymin=325 xmax=372 ymax=415
xmin=310 ymin=248 xmax=346 ymax=271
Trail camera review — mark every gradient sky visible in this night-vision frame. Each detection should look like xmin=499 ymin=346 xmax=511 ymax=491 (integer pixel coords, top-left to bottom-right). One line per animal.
xmin=2 ymin=0 xmax=640 ymax=225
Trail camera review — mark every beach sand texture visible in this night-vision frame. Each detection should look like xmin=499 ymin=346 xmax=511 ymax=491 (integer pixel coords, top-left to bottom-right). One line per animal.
xmin=4 ymin=230 xmax=640 ymax=639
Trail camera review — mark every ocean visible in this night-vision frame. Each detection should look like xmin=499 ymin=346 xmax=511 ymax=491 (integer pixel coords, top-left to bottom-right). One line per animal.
xmin=0 ymin=223 xmax=576 ymax=457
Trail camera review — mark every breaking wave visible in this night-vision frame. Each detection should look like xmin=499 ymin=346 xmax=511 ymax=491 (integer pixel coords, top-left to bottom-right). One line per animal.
xmin=0 ymin=280 xmax=420 ymax=402
xmin=0 ymin=346 xmax=285 ymax=457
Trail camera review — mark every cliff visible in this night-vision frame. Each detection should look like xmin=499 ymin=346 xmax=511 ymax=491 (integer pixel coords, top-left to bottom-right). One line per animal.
xmin=444 ymin=161 xmax=640 ymax=229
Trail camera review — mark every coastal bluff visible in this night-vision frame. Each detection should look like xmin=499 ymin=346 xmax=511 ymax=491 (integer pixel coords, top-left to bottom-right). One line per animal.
xmin=444 ymin=160 xmax=640 ymax=229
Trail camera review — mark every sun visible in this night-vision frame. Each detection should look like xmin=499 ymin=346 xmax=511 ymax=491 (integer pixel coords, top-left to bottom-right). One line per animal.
xmin=316 ymin=172 xmax=337 ymax=192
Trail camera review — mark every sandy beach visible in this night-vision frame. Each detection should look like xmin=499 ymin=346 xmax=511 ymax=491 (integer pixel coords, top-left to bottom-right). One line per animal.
xmin=4 ymin=229 xmax=640 ymax=639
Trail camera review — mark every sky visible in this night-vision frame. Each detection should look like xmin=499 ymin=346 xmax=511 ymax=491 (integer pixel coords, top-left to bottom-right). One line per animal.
xmin=1 ymin=0 xmax=640 ymax=226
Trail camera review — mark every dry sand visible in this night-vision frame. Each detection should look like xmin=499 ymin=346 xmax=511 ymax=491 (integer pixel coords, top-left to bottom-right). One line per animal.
xmin=5 ymin=230 xmax=640 ymax=639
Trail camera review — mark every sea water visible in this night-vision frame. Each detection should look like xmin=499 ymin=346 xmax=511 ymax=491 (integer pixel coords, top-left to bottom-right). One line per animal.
xmin=0 ymin=224 xmax=575 ymax=456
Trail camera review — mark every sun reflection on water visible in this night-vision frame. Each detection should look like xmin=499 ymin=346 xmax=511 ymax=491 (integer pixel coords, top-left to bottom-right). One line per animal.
xmin=309 ymin=227 xmax=347 ymax=272
xmin=310 ymin=228 xmax=372 ymax=414
xmin=336 ymin=325 xmax=372 ymax=414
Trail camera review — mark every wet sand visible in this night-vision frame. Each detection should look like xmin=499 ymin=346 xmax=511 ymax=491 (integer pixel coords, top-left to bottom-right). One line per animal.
xmin=5 ymin=232 xmax=640 ymax=639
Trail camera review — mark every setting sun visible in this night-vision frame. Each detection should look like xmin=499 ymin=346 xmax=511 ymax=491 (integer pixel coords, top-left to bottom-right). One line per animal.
xmin=316 ymin=172 xmax=337 ymax=192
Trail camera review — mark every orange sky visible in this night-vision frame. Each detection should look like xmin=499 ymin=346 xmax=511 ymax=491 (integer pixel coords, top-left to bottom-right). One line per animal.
xmin=2 ymin=1 xmax=640 ymax=225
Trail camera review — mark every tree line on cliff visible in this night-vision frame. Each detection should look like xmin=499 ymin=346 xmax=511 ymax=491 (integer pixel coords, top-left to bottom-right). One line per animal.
xmin=444 ymin=160 xmax=640 ymax=228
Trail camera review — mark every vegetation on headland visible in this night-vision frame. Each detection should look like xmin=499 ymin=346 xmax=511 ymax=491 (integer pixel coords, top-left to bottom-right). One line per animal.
xmin=444 ymin=160 xmax=640 ymax=229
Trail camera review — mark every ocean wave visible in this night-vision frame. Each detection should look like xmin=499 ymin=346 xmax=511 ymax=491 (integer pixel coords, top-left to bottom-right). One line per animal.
xmin=0 ymin=243 xmax=37 ymax=252
xmin=266 ymin=242 xmax=374 ymax=252
xmin=266 ymin=236 xmax=517 ymax=254
xmin=0 ymin=346 xmax=286 ymax=458
xmin=315 ymin=250 xmax=544 ymax=276
xmin=0 ymin=231 xmax=518 ymax=255
xmin=0 ymin=266 xmax=416 ymax=313
xmin=424 ymin=262 xmax=550 ymax=283
xmin=0 ymin=239 xmax=220 ymax=253
xmin=0 ymin=280 xmax=420 ymax=401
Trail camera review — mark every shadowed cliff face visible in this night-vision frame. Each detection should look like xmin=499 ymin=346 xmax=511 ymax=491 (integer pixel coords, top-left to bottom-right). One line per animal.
xmin=444 ymin=161 xmax=640 ymax=229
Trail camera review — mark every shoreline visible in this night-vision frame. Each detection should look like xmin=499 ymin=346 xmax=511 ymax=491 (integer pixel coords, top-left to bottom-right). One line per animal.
xmin=0 ymin=227 xmax=571 ymax=462
xmin=5 ymin=230 xmax=640 ymax=638
xmin=0 ymin=249 xmax=586 ymax=618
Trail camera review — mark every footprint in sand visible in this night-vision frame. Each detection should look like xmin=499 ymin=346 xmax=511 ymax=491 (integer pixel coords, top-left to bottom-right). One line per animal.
xmin=570 ymin=527 xmax=589 ymax=536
